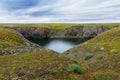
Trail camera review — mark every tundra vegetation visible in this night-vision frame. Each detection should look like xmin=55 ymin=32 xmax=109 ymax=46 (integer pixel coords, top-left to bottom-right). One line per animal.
xmin=0 ymin=23 xmax=120 ymax=80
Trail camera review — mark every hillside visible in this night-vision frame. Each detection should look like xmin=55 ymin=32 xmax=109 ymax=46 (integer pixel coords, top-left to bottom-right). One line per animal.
xmin=64 ymin=27 xmax=120 ymax=80
xmin=0 ymin=28 xmax=43 ymax=55
xmin=0 ymin=26 xmax=120 ymax=80
xmin=0 ymin=28 xmax=40 ymax=49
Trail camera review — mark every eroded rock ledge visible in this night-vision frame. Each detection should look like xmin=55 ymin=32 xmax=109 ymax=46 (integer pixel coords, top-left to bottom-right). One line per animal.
xmin=5 ymin=26 xmax=107 ymax=39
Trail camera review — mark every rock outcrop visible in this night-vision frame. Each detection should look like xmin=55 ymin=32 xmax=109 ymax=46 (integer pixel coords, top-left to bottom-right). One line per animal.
xmin=64 ymin=26 xmax=106 ymax=38
xmin=5 ymin=26 xmax=107 ymax=39
xmin=12 ymin=27 xmax=53 ymax=39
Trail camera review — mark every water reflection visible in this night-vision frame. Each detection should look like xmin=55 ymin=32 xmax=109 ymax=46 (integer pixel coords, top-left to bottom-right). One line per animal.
xmin=29 ymin=38 xmax=87 ymax=53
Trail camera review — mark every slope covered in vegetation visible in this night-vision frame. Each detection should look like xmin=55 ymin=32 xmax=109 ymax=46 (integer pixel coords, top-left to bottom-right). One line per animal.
xmin=0 ymin=28 xmax=43 ymax=55
xmin=64 ymin=27 xmax=120 ymax=80
xmin=0 ymin=28 xmax=25 ymax=49
xmin=0 ymin=50 xmax=87 ymax=80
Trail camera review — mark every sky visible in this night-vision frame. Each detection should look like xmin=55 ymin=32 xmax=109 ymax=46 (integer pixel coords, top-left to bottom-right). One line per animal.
xmin=0 ymin=0 xmax=120 ymax=23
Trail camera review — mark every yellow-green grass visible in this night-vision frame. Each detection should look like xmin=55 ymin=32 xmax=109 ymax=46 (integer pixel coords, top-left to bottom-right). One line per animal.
xmin=87 ymin=27 xmax=120 ymax=52
xmin=0 ymin=28 xmax=27 ymax=49
xmin=0 ymin=23 xmax=120 ymax=30
xmin=0 ymin=23 xmax=76 ymax=30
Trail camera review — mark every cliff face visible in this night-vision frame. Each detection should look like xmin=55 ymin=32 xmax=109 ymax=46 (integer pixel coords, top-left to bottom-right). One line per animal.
xmin=64 ymin=26 xmax=106 ymax=38
xmin=5 ymin=26 xmax=107 ymax=39
xmin=12 ymin=27 xmax=53 ymax=39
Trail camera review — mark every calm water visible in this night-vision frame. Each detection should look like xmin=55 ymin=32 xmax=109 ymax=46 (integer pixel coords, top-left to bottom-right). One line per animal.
xmin=29 ymin=38 xmax=87 ymax=53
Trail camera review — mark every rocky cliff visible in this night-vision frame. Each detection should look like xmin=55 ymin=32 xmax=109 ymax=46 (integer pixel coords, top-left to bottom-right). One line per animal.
xmin=64 ymin=26 xmax=106 ymax=38
xmin=5 ymin=26 xmax=107 ymax=39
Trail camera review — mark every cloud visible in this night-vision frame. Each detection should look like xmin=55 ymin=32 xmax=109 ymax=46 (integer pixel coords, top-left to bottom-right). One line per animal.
xmin=0 ymin=0 xmax=120 ymax=23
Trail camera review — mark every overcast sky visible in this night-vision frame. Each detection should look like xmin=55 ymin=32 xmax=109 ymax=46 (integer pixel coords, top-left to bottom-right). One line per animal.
xmin=0 ymin=0 xmax=120 ymax=23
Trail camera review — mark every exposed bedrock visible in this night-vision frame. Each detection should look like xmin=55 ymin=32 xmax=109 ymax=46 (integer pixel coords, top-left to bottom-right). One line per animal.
xmin=5 ymin=26 xmax=107 ymax=39
xmin=64 ymin=26 xmax=106 ymax=38
xmin=7 ymin=27 xmax=54 ymax=39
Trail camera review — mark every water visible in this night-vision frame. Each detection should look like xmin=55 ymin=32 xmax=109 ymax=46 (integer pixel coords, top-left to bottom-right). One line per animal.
xmin=29 ymin=38 xmax=87 ymax=53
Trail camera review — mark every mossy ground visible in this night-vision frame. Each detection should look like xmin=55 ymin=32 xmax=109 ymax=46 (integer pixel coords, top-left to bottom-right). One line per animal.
xmin=0 ymin=50 xmax=85 ymax=79
xmin=64 ymin=27 xmax=120 ymax=80
xmin=0 ymin=28 xmax=26 ymax=49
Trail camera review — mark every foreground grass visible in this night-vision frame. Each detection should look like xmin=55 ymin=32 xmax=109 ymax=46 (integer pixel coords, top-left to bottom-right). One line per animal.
xmin=0 ymin=50 xmax=70 ymax=79
xmin=0 ymin=50 xmax=88 ymax=80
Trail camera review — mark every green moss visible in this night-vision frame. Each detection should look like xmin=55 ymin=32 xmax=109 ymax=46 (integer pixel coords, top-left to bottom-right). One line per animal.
xmin=84 ymin=53 xmax=94 ymax=60
xmin=92 ymin=75 xmax=110 ymax=80
xmin=0 ymin=68 xmax=7 ymax=75
xmin=0 ymin=28 xmax=26 ymax=49
xmin=0 ymin=44 xmax=4 ymax=48
xmin=69 ymin=77 xmax=77 ymax=80
xmin=108 ymin=49 xmax=119 ymax=55
xmin=70 ymin=58 xmax=78 ymax=63
xmin=65 ymin=50 xmax=70 ymax=54
xmin=96 ymin=56 xmax=103 ymax=60
xmin=22 ymin=56 xmax=32 ymax=61
xmin=67 ymin=64 xmax=85 ymax=74
xmin=55 ymin=71 xmax=63 ymax=77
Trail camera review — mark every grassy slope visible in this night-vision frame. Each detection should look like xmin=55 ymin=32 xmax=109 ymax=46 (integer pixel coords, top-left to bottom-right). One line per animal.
xmin=0 ymin=28 xmax=86 ymax=80
xmin=0 ymin=28 xmax=27 ymax=49
xmin=64 ymin=27 xmax=120 ymax=79
xmin=0 ymin=50 xmax=82 ymax=80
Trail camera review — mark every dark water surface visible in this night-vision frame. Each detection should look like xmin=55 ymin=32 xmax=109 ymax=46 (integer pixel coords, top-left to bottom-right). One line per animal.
xmin=29 ymin=38 xmax=88 ymax=53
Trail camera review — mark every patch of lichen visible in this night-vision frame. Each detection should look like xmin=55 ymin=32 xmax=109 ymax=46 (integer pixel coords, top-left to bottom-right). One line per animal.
xmin=0 ymin=28 xmax=26 ymax=49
